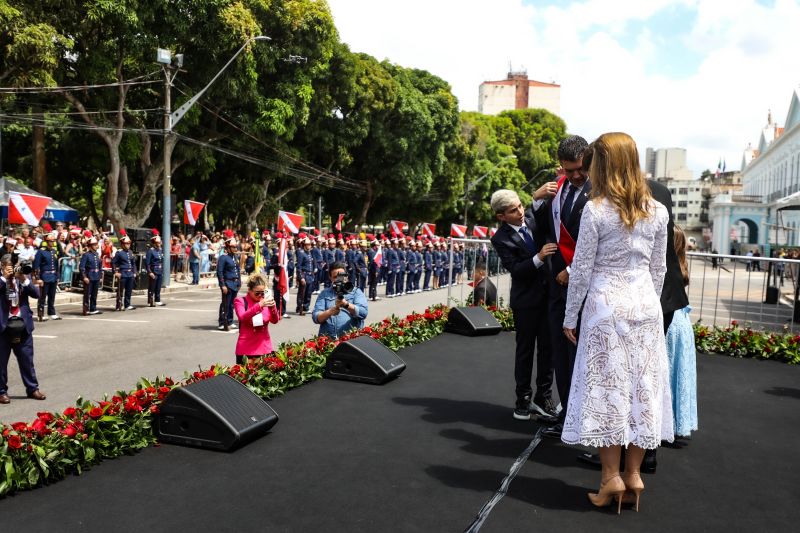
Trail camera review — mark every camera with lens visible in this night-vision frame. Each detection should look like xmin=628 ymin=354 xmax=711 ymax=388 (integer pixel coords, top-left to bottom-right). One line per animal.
xmin=333 ymin=277 xmax=354 ymax=299
xmin=8 ymin=253 xmax=33 ymax=276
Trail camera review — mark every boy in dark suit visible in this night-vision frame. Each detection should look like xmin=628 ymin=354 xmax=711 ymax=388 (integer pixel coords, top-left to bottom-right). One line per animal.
xmin=490 ymin=189 xmax=559 ymax=421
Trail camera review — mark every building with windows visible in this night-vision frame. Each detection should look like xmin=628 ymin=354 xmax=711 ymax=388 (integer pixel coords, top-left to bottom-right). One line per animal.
xmin=478 ymin=70 xmax=560 ymax=116
xmin=657 ymin=177 xmax=709 ymax=244
xmin=645 ymin=146 xmax=693 ymax=180
xmin=709 ymin=90 xmax=800 ymax=255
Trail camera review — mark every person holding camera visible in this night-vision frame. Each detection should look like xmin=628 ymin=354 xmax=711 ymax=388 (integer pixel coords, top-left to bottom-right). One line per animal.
xmin=0 ymin=257 xmax=46 ymax=404
xmin=312 ymin=261 xmax=368 ymax=339
xmin=234 ymin=273 xmax=281 ymax=365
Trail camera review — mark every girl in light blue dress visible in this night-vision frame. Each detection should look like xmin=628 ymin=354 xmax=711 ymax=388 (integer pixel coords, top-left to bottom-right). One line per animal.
xmin=666 ymin=227 xmax=698 ymax=437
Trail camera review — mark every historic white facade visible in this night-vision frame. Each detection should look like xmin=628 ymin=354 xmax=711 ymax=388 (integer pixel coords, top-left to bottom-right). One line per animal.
xmin=710 ymin=89 xmax=800 ymax=254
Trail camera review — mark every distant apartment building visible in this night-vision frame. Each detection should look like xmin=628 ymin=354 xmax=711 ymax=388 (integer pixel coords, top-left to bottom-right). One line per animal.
xmin=657 ymin=177 xmax=708 ymax=234
xmin=478 ymin=70 xmax=560 ymax=116
xmin=645 ymin=146 xmax=693 ymax=180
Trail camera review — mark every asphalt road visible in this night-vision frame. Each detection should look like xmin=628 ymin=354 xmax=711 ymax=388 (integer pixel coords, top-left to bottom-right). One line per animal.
xmin=1 ymin=275 xmax=511 ymax=423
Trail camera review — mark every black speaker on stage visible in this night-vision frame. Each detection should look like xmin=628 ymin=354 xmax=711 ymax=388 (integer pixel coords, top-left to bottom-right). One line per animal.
xmin=325 ymin=335 xmax=406 ymax=385
xmin=765 ymin=285 xmax=779 ymax=304
xmin=444 ymin=306 xmax=502 ymax=337
xmin=155 ymin=374 xmax=279 ymax=451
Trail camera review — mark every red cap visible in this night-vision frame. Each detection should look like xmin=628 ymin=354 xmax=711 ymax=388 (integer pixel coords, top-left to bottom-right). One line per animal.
xmin=119 ymin=228 xmax=127 ymax=236
xmin=151 ymin=228 xmax=160 ymax=236
xmin=313 ymin=228 xmax=320 ymax=236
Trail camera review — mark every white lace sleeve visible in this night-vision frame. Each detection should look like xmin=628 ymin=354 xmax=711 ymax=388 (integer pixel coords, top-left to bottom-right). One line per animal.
xmin=564 ymin=202 xmax=598 ymax=329
xmin=650 ymin=205 xmax=668 ymax=297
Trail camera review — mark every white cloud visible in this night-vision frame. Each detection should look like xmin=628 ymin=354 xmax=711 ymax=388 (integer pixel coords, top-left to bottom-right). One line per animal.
xmin=326 ymin=0 xmax=800 ymax=176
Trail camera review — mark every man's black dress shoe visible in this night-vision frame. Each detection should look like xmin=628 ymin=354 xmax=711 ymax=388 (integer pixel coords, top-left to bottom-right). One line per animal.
xmin=541 ymin=423 xmax=563 ymax=439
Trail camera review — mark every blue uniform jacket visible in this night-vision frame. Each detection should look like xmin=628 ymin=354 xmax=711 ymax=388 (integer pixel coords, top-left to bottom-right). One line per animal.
xmin=145 ymin=248 xmax=164 ymax=275
xmin=406 ymin=250 xmax=418 ymax=273
xmin=33 ymin=247 xmax=58 ymax=283
xmin=79 ymin=251 xmax=103 ymax=281
xmin=423 ymin=251 xmax=433 ymax=270
xmin=216 ymin=253 xmax=241 ymax=289
xmin=354 ymin=250 xmax=367 ymax=275
xmin=296 ymin=249 xmax=314 ymax=275
xmin=112 ymin=249 xmax=136 ymax=279
xmin=387 ymin=247 xmax=399 ymax=272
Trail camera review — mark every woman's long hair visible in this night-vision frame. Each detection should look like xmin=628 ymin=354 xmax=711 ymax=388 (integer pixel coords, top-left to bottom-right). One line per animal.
xmin=587 ymin=132 xmax=653 ymax=230
xmin=673 ymin=224 xmax=690 ymax=287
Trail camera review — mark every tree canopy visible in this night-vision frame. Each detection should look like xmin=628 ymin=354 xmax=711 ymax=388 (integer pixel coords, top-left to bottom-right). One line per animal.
xmin=0 ymin=0 xmax=568 ymax=233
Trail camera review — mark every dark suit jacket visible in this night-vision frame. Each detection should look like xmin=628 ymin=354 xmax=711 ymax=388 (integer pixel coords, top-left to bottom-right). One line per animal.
xmin=0 ymin=276 xmax=40 ymax=334
xmin=490 ymin=211 xmax=547 ymax=310
xmin=648 ymin=179 xmax=690 ymax=314
xmin=533 ymin=180 xmax=593 ymax=278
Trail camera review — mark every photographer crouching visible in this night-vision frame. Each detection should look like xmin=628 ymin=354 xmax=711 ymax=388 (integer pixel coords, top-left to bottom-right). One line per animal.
xmin=312 ymin=261 xmax=368 ymax=339
xmin=0 ymin=257 xmax=46 ymax=404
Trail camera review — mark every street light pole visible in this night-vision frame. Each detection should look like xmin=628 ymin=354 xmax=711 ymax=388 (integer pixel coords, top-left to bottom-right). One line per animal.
xmin=158 ymin=35 xmax=270 ymax=287
xmin=463 ymin=155 xmax=516 ymax=226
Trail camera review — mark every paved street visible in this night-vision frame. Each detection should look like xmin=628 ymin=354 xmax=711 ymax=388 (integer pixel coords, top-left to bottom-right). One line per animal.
xmin=1 ymin=275 xmax=511 ymax=423
xmin=687 ymin=255 xmax=800 ymax=332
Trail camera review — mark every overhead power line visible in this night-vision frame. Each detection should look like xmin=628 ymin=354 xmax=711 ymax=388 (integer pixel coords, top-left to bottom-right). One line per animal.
xmin=0 ymin=71 xmax=162 ymax=93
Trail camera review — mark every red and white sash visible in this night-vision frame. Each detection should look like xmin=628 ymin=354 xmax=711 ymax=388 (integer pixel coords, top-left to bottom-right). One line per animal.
xmin=554 ymin=175 xmax=577 ymax=266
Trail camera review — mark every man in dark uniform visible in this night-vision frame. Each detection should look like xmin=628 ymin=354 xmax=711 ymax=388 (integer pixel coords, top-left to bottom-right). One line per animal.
xmin=406 ymin=240 xmax=418 ymax=293
xmin=367 ymin=239 xmax=380 ymax=301
xmin=311 ymin=236 xmax=324 ymax=295
xmin=323 ymin=236 xmax=337 ymax=288
xmin=0 ymin=258 xmax=46 ymax=404
xmin=287 ymin=238 xmax=295 ymax=288
xmin=32 ymin=232 xmax=60 ymax=320
xmin=145 ymin=235 xmax=166 ymax=307
xmin=113 ymin=235 xmax=137 ymax=311
xmin=423 ymin=241 xmax=433 ymax=291
xmin=344 ymin=238 xmax=355 ymax=285
xmin=465 ymin=244 xmax=477 ymax=280
xmin=355 ymin=240 xmax=368 ymax=291
xmin=432 ymin=241 xmax=443 ymax=289
xmin=295 ymin=235 xmax=315 ymax=315
xmin=379 ymin=235 xmax=389 ymax=285
xmin=386 ymin=237 xmax=399 ymax=297
xmin=414 ymin=241 xmax=423 ymax=293
xmin=79 ymin=237 xmax=103 ymax=315
xmin=217 ymin=237 xmax=241 ymax=330
xmin=395 ymin=236 xmax=407 ymax=296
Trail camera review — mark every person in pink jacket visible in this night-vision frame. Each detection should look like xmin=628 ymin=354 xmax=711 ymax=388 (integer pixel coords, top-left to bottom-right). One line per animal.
xmin=234 ymin=273 xmax=281 ymax=364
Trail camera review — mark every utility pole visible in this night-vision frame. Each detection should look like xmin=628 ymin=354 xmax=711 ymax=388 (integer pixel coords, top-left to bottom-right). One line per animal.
xmin=318 ymin=195 xmax=322 ymax=231
xmin=162 ymin=65 xmax=173 ymax=285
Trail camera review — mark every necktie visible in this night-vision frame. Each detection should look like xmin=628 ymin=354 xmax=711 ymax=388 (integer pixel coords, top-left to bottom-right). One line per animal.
xmin=518 ymin=227 xmax=536 ymax=253
xmin=561 ymin=184 xmax=577 ymax=223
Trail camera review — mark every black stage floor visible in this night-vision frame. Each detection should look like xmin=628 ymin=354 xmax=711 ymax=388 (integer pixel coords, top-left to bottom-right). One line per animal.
xmin=2 ymin=332 xmax=800 ymax=532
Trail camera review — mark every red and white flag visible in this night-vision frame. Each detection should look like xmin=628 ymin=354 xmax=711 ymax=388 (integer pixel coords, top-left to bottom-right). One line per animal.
xmin=277 ymin=210 xmax=304 ymax=234
xmin=183 ymin=200 xmax=205 ymax=226
xmin=489 ymin=227 xmax=498 ymax=237
xmin=278 ymin=236 xmax=290 ymax=301
xmin=390 ymin=220 xmax=408 ymax=235
xmin=420 ymin=222 xmax=437 ymax=238
xmin=373 ymin=244 xmax=383 ymax=265
xmin=335 ymin=213 xmax=345 ymax=231
xmin=8 ymin=192 xmax=50 ymax=226
xmin=450 ymin=223 xmax=467 ymax=238
xmin=472 ymin=225 xmax=488 ymax=238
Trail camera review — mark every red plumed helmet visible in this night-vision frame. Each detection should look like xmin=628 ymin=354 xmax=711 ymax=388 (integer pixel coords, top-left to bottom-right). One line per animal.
xmin=151 ymin=228 xmax=159 ymax=236
xmin=119 ymin=228 xmax=127 ymax=236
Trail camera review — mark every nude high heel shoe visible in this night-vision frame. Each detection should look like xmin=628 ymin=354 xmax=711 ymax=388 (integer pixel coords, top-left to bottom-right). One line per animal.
xmin=619 ymin=472 xmax=645 ymax=512
xmin=588 ymin=475 xmax=626 ymax=514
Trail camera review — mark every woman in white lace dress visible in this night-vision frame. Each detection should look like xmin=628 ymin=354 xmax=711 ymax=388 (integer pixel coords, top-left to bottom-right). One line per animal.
xmin=561 ymin=132 xmax=673 ymax=513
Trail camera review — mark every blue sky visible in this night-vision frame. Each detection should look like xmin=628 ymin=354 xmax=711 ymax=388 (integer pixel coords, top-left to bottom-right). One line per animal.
xmin=328 ymin=0 xmax=800 ymax=175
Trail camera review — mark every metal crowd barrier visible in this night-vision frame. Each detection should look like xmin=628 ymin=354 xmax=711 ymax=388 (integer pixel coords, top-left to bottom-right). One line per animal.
xmin=686 ymin=252 xmax=800 ymax=333
xmin=447 ymin=237 xmax=510 ymax=307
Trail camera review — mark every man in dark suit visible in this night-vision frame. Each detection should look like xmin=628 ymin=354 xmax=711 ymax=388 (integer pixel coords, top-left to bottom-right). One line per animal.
xmin=490 ymin=189 xmax=559 ymax=421
xmin=532 ymin=135 xmax=591 ymax=439
xmin=0 ymin=258 xmax=46 ymax=404
xmin=469 ymin=261 xmax=497 ymax=307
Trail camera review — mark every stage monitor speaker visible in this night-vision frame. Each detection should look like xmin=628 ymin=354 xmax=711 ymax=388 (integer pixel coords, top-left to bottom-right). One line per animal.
xmin=325 ymin=335 xmax=406 ymax=385
xmin=155 ymin=374 xmax=279 ymax=451
xmin=765 ymin=285 xmax=779 ymax=304
xmin=444 ymin=306 xmax=502 ymax=337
